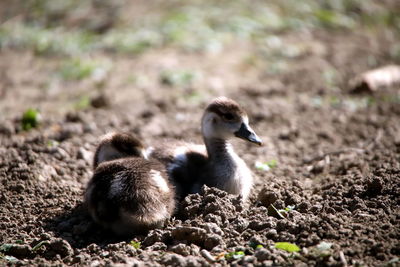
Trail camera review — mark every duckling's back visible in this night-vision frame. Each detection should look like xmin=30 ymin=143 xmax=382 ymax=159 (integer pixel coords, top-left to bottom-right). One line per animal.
xmin=85 ymin=158 xmax=175 ymax=235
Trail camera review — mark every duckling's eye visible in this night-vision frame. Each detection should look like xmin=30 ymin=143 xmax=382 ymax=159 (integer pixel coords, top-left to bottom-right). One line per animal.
xmin=222 ymin=113 xmax=235 ymax=121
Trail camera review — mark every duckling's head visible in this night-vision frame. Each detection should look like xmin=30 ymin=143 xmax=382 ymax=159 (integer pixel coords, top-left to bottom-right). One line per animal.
xmin=201 ymin=97 xmax=262 ymax=145
xmin=93 ymin=132 xmax=147 ymax=168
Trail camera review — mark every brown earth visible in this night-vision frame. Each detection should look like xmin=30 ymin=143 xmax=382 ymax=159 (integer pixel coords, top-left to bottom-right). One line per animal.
xmin=1 ymin=2 xmax=400 ymax=266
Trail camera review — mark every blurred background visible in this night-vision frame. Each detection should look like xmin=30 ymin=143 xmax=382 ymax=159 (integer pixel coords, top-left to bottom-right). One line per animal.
xmin=0 ymin=0 xmax=399 ymax=119
xmin=0 ymin=4 xmax=399 ymax=265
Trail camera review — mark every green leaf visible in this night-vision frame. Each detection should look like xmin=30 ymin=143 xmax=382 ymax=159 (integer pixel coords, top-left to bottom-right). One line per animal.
xmin=225 ymin=251 xmax=245 ymax=260
xmin=249 ymin=240 xmax=264 ymax=250
xmin=255 ymin=160 xmax=278 ymax=171
xmin=129 ymin=241 xmax=141 ymax=249
xmin=0 ymin=244 xmax=13 ymax=252
xmin=274 ymin=242 xmax=300 ymax=253
xmin=279 ymin=205 xmax=296 ymax=214
xmin=266 ymin=159 xmax=278 ymax=168
xmin=47 ymin=140 xmax=59 ymax=148
xmin=255 ymin=161 xmax=270 ymax=171
xmin=31 ymin=241 xmax=49 ymax=251
xmin=160 ymin=70 xmax=197 ymax=87
xmin=21 ymin=108 xmax=41 ymax=131
xmin=268 ymin=204 xmax=285 ymax=219
xmin=74 ymin=96 xmax=90 ymax=110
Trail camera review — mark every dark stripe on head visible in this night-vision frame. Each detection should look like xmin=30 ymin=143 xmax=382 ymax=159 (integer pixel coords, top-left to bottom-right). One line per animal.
xmin=111 ymin=132 xmax=144 ymax=151
xmin=205 ymin=97 xmax=246 ymax=118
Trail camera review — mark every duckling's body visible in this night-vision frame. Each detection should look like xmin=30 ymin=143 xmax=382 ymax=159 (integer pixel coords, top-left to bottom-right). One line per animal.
xmin=85 ymin=132 xmax=175 ymax=235
xmin=93 ymin=132 xmax=147 ymax=168
xmin=150 ymin=141 xmax=207 ymax=199
xmin=149 ymin=97 xmax=262 ymax=201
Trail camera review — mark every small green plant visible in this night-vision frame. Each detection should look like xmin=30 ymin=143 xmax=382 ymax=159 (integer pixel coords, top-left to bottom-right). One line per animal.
xmin=129 ymin=241 xmax=141 ymax=249
xmin=249 ymin=241 xmax=264 ymax=250
xmin=47 ymin=140 xmax=59 ymax=148
xmin=267 ymin=204 xmax=285 ymax=219
xmin=160 ymin=70 xmax=197 ymax=87
xmin=278 ymin=205 xmax=296 ymax=215
xmin=2 ymin=255 xmax=18 ymax=263
xmin=59 ymin=58 xmax=108 ymax=81
xmin=0 ymin=244 xmax=13 ymax=253
xmin=225 ymin=251 xmax=245 ymax=260
xmin=74 ymin=96 xmax=90 ymax=110
xmin=266 ymin=159 xmax=278 ymax=168
xmin=31 ymin=241 xmax=49 ymax=252
xmin=21 ymin=108 xmax=41 ymax=131
xmin=255 ymin=159 xmax=278 ymax=171
xmin=274 ymin=242 xmax=300 ymax=253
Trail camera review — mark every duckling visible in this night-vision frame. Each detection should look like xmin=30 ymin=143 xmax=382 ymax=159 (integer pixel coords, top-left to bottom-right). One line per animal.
xmin=85 ymin=132 xmax=176 ymax=236
xmin=93 ymin=132 xmax=148 ymax=169
xmin=150 ymin=97 xmax=262 ymax=201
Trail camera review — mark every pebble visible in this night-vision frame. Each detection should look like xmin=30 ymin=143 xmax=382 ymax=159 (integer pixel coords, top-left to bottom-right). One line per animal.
xmin=255 ymin=248 xmax=270 ymax=261
xmin=258 ymin=188 xmax=278 ymax=207
xmin=170 ymin=244 xmax=190 ymax=256
xmin=49 ymin=239 xmax=73 ymax=258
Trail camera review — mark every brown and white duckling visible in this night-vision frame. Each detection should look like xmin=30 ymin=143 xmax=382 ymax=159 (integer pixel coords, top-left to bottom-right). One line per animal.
xmin=92 ymin=132 xmax=148 ymax=168
xmin=85 ymin=132 xmax=176 ymax=236
xmin=150 ymin=97 xmax=262 ymax=201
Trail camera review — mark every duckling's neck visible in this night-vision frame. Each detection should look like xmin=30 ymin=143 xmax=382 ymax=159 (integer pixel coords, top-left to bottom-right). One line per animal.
xmin=204 ymin=138 xmax=235 ymax=162
xmin=202 ymin=137 xmax=253 ymax=200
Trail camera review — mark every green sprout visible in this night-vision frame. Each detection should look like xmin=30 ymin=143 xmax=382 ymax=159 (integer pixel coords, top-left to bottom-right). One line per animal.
xmin=0 ymin=244 xmax=13 ymax=253
xmin=274 ymin=242 xmax=300 ymax=253
xmin=31 ymin=241 xmax=49 ymax=252
xmin=278 ymin=205 xmax=296 ymax=215
xmin=249 ymin=241 xmax=264 ymax=250
xmin=225 ymin=251 xmax=245 ymax=260
xmin=21 ymin=108 xmax=41 ymax=131
xmin=2 ymin=255 xmax=18 ymax=263
xmin=255 ymin=159 xmax=278 ymax=171
xmin=268 ymin=204 xmax=285 ymax=219
xmin=160 ymin=70 xmax=197 ymax=87
xmin=47 ymin=140 xmax=59 ymax=148
xmin=129 ymin=241 xmax=141 ymax=249
xmin=59 ymin=58 xmax=109 ymax=81
xmin=74 ymin=96 xmax=90 ymax=110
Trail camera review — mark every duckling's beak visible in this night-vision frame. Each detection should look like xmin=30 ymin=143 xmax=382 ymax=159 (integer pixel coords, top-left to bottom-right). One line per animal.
xmin=234 ymin=123 xmax=263 ymax=146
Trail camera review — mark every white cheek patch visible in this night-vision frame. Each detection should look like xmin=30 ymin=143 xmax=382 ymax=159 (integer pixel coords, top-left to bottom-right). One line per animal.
xmin=149 ymin=169 xmax=170 ymax=193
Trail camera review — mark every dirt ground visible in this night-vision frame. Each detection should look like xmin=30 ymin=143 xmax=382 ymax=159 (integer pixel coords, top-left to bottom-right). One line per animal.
xmin=1 ymin=1 xmax=400 ymax=266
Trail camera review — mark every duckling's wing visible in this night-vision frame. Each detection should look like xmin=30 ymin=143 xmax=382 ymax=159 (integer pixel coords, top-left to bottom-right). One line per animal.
xmin=149 ymin=140 xmax=208 ymax=199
